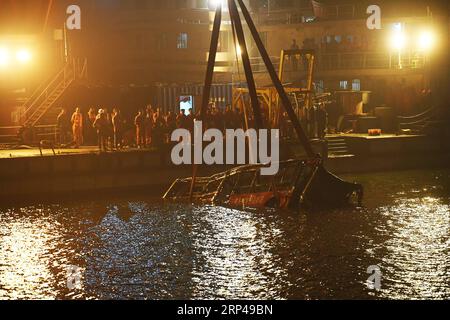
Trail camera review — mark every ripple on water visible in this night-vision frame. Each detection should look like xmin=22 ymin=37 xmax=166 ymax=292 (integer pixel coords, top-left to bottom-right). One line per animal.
xmin=0 ymin=169 xmax=448 ymax=300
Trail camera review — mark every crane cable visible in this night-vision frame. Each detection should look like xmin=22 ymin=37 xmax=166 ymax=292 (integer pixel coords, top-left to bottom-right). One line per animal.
xmin=231 ymin=15 xmax=242 ymax=87
xmin=230 ymin=12 xmax=250 ymax=130
xmin=43 ymin=0 xmax=54 ymax=33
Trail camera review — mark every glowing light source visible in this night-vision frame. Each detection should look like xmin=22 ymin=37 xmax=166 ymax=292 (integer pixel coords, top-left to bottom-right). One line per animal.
xmin=418 ymin=31 xmax=435 ymax=51
xmin=389 ymin=22 xmax=407 ymax=52
xmin=236 ymin=45 xmax=242 ymax=56
xmin=390 ymin=31 xmax=407 ymax=51
xmin=209 ymin=0 xmax=223 ymax=8
xmin=0 ymin=48 xmax=9 ymax=67
xmin=16 ymin=49 xmax=32 ymax=64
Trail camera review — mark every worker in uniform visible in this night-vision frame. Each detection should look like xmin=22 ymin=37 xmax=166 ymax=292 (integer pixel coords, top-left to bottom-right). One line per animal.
xmin=56 ymin=108 xmax=71 ymax=145
xmin=71 ymin=108 xmax=84 ymax=148
xmin=145 ymin=108 xmax=154 ymax=147
xmin=87 ymin=108 xmax=97 ymax=145
xmin=134 ymin=110 xmax=146 ymax=148
xmin=152 ymin=108 xmax=164 ymax=148
xmin=112 ymin=108 xmax=124 ymax=150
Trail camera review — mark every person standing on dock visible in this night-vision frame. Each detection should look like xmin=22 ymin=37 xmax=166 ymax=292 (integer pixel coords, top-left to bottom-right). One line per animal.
xmin=176 ymin=109 xmax=186 ymax=130
xmin=87 ymin=108 xmax=97 ymax=146
xmin=112 ymin=109 xmax=124 ymax=150
xmin=94 ymin=109 xmax=109 ymax=152
xmin=186 ymin=108 xmax=195 ymax=136
xmin=56 ymin=109 xmax=71 ymax=146
xmin=152 ymin=108 xmax=164 ymax=148
xmin=135 ymin=110 xmax=146 ymax=149
xmin=145 ymin=107 xmax=154 ymax=147
xmin=166 ymin=111 xmax=176 ymax=136
xmin=71 ymin=108 xmax=84 ymax=148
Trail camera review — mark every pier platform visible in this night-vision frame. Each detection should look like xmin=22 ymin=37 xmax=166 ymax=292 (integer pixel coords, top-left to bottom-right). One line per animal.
xmin=0 ymin=134 xmax=448 ymax=203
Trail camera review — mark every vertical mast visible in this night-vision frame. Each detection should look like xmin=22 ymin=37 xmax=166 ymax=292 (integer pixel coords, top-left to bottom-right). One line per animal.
xmin=236 ymin=0 xmax=315 ymax=157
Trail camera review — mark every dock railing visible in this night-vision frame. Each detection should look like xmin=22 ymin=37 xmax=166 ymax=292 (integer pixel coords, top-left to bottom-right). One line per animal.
xmin=0 ymin=125 xmax=57 ymax=146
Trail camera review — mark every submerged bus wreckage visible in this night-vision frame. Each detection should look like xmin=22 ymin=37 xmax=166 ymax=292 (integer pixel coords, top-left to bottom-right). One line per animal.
xmin=163 ymin=0 xmax=363 ymax=210
xmin=164 ymin=159 xmax=363 ymax=210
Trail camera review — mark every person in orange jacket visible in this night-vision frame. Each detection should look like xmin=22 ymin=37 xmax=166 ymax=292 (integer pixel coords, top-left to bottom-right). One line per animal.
xmin=71 ymin=108 xmax=84 ymax=148
xmin=134 ymin=110 xmax=146 ymax=148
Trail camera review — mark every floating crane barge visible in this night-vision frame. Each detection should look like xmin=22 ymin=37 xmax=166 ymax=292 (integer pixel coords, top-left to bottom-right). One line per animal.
xmin=164 ymin=0 xmax=363 ymax=210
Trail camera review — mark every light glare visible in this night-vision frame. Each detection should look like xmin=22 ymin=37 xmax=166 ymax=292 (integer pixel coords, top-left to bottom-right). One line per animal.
xmin=209 ymin=0 xmax=223 ymax=8
xmin=0 ymin=48 xmax=9 ymax=67
xmin=418 ymin=31 xmax=435 ymax=51
xmin=16 ymin=49 xmax=32 ymax=63
xmin=390 ymin=32 xmax=407 ymax=51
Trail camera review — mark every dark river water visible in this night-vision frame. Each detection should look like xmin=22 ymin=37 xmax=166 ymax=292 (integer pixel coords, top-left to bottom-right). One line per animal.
xmin=0 ymin=169 xmax=448 ymax=300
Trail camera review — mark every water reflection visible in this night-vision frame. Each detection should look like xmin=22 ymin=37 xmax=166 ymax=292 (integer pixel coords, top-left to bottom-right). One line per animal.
xmin=375 ymin=196 xmax=449 ymax=299
xmin=0 ymin=208 xmax=64 ymax=299
xmin=190 ymin=206 xmax=289 ymax=299
xmin=0 ymin=169 xmax=448 ymax=300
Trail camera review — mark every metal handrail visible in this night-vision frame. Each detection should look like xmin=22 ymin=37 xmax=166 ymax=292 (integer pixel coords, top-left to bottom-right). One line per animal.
xmin=22 ymin=72 xmax=58 ymax=112
xmin=22 ymin=58 xmax=88 ymax=126
xmin=23 ymin=62 xmax=74 ymax=118
xmin=398 ymin=107 xmax=435 ymax=124
xmin=24 ymin=75 xmax=73 ymax=126
xmin=0 ymin=125 xmax=57 ymax=139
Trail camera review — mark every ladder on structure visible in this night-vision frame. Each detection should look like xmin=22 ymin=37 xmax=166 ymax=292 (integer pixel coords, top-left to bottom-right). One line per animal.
xmin=22 ymin=58 xmax=88 ymax=127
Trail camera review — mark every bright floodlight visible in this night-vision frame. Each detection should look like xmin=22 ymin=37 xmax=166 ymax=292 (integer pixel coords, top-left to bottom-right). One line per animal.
xmin=390 ymin=31 xmax=407 ymax=51
xmin=209 ymin=0 xmax=223 ymax=8
xmin=16 ymin=49 xmax=32 ymax=63
xmin=0 ymin=48 xmax=9 ymax=67
xmin=418 ymin=31 xmax=435 ymax=51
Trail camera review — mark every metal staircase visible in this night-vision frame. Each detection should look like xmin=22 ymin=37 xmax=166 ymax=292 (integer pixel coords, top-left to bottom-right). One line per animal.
xmin=22 ymin=58 xmax=87 ymax=127
xmin=326 ymin=136 xmax=353 ymax=157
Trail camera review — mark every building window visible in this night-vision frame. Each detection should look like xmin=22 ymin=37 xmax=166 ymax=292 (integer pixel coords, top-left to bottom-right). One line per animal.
xmin=352 ymin=79 xmax=361 ymax=91
xmin=177 ymin=33 xmax=188 ymax=49
xmin=340 ymin=80 xmax=348 ymax=90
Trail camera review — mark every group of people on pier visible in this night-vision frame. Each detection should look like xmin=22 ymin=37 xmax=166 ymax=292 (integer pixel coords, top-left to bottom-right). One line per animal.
xmin=55 ymin=103 xmax=328 ymax=152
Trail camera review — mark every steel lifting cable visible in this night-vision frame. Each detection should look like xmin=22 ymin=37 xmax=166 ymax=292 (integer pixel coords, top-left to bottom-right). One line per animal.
xmin=230 ymin=13 xmax=249 ymax=131
xmin=231 ymin=15 xmax=243 ymax=87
